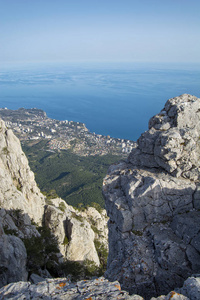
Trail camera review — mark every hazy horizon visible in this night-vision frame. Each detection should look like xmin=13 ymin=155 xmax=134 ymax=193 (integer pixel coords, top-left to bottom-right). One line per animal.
xmin=1 ymin=62 xmax=200 ymax=140
xmin=1 ymin=0 xmax=200 ymax=65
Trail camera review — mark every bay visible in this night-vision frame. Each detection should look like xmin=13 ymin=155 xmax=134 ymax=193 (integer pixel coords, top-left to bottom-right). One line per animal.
xmin=0 ymin=61 xmax=200 ymax=141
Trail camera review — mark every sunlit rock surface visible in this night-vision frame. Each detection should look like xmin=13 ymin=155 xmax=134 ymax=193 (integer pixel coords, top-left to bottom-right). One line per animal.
xmin=0 ymin=119 xmax=45 ymax=224
xmin=103 ymin=94 xmax=200 ymax=298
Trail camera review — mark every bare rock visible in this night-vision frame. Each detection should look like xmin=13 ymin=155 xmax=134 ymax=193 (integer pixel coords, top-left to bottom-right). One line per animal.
xmin=178 ymin=276 xmax=200 ymax=300
xmin=130 ymin=94 xmax=200 ymax=180
xmin=44 ymin=198 xmax=100 ymax=266
xmin=0 ymin=119 xmax=45 ymax=224
xmin=80 ymin=206 xmax=109 ymax=249
xmin=0 ymin=232 xmax=28 ymax=288
xmin=0 ymin=277 xmax=141 ymax=299
xmin=0 ymin=208 xmax=39 ymax=239
xmin=103 ymin=95 xmax=200 ymax=298
xmin=0 ymin=276 xmax=199 ymax=300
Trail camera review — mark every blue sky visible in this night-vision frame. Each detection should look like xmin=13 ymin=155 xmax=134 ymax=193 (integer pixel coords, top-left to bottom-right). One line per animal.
xmin=1 ymin=0 xmax=200 ymax=64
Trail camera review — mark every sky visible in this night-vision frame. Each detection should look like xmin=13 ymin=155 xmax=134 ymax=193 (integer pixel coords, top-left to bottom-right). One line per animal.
xmin=0 ymin=0 xmax=200 ymax=64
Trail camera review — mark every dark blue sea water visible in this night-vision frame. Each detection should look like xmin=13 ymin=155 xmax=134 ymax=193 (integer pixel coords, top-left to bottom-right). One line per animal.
xmin=0 ymin=62 xmax=200 ymax=141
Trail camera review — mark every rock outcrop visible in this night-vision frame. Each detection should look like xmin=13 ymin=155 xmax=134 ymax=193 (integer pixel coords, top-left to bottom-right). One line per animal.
xmin=81 ymin=206 xmax=109 ymax=249
xmin=0 ymin=117 xmax=108 ymax=286
xmin=0 ymin=208 xmax=42 ymax=288
xmin=0 ymin=222 xmax=28 ymax=288
xmin=44 ymin=198 xmax=106 ymax=266
xmin=0 ymin=119 xmax=45 ymax=224
xmin=103 ymin=94 xmax=200 ymax=299
xmin=0 ymin=275 xmax=200 ymax=300
xmin=0 ymin=277 xmax=143 ymax=300
xmin=1 ymin=95 xmax=200 ymax=299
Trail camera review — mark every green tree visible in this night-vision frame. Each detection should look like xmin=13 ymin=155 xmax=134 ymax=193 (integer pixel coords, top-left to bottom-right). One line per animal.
xmin=23 ymin=226 xmax=59 ymax=276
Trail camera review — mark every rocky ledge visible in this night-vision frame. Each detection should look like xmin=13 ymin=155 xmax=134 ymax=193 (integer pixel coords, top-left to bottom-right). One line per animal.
xmin=103 ymin=94 xmax=200 ymax=299
xmin=0 ymin=275 xmax=200 ymax=300
xmin=0 ymin=277 xmax=141 ymax=300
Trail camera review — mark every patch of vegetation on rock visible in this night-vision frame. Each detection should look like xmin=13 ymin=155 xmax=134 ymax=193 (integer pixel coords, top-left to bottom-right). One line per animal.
xmin=23 ymin=226 xmax=60 ymax=277
xmin=94 ymin=239 xmax=108 ymax=274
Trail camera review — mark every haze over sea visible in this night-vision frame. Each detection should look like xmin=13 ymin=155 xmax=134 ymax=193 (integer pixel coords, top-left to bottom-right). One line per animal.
xmin=1 ymin=62 xmax=200 ymax=141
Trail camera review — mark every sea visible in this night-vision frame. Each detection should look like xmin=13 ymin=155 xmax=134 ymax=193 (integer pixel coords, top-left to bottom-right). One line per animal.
xmin=0 ymin=61 xmax=200 ymax=141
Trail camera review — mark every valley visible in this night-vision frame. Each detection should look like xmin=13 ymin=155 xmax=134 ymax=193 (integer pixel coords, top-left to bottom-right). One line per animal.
xmin=0 ymin=107 xmax=130 ymax=207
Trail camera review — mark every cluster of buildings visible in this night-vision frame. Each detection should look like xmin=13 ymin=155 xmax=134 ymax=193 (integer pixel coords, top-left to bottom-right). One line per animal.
xmin=0 ymin=108 xmax=136 ymax=157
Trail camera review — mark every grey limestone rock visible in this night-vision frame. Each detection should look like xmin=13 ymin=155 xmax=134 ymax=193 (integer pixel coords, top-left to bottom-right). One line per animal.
xmin=0 ymin=208 xmax=39 ymax=239
xmin=80 ymin=206 xmax=109 ymax=249
xmin=130 ymin=94 xmax=200 ymax=180
xmin=151 ymin=276 xmax=200 ymax=300
xmin=0 ymin=276 xmax=199 ymax=299
xmin=0 ymin=209 xmax=41 ymax=288
xmin=178 ymin=276 xmax=200 ymax=300
xmin=103 ymin=95 xmax=200 ymax=298
xmin=44 ymin=198 xmax=101 ymax=266
xmin=0 ymin=231 xmax=28 ymax=288
xmin=0 ymin=277 xmax=142 ymax=299
xmin=0 ymin=119 xmax=45 ymax=224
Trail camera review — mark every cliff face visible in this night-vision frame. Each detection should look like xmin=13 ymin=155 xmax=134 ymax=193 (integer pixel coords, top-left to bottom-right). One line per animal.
xmin=103 ymin=94 xmax=200 ymax=298
xmin=0 ymin=119 xmax=45 ymax=224
xmin=0 ymin=95 xmax=200 ymax=299
xmin=0 ymin=117 xmax=108 ymax=287
xmin=44 ymin=198 xmax=108 ymax=266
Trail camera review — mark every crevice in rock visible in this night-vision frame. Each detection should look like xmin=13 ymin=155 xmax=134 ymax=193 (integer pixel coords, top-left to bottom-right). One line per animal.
xmin=64 ymin=217 xmax=73 ymax=243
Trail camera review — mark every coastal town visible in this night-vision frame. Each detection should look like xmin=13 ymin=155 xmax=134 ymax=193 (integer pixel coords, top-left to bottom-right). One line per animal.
xmin=0 ymin=107 xmax=136 ymax=156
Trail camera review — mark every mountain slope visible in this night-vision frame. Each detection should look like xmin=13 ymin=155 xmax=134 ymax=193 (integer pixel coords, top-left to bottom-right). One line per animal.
xmin=103 ymin=94 xmax=200 ymax=298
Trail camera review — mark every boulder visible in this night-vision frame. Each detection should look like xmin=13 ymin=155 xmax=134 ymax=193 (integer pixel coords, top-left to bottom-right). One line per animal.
xmin=0 ymin=229 xmax=28 ymax=288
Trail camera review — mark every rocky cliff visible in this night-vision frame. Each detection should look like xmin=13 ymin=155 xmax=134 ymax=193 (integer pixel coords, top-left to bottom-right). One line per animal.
xmin=44 ymin=198 xmax=108 ymax=266
xmin=0 ymin=119 xmax=45 ymax=224
xmin=103 ymin=94 xmax=200 ymax=298
xmin=0 ymin=117 xmax=108 ymax=287
xmin=0 ymin=95 xmax=200 ymax=299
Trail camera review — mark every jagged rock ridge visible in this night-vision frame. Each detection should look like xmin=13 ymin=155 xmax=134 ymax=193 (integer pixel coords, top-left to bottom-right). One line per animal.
xmin=103 ymin=94 xmax=200 ymax=298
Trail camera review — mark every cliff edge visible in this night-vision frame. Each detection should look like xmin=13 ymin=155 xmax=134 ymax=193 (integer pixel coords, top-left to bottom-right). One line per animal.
xmin=0 ymin=118 xmax=108 ymax=287
xmin=103 ymin=94 xmax=200 ymax=298
xmin=0 ymin=119 xmax=45 ymax=224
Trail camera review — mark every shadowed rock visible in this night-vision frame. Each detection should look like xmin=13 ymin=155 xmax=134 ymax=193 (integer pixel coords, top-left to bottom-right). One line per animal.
xmin=103 ymin=94 xmax=200 ymax=299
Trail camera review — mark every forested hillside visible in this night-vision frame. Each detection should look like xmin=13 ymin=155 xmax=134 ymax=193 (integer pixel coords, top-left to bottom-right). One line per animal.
xmin=22 ymin=140 xmax=121 ymax=208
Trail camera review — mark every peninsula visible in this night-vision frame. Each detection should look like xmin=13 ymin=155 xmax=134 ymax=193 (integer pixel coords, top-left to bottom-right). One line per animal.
xmin=0 ymin=107 xmax=136 ymax=157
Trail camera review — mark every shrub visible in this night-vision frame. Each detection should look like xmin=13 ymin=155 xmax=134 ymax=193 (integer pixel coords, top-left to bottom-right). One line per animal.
xmin=90 ymin=202 xmax=103 ymax=213
xmin=94 ymin=239 xmax=108 ymax=274
xmin=10 ymin=209 xmax=25 ymax=228
xmin=71 ymin=212 xmax=84 ymax=223
xmin=58 ymin=259 xmax=101 ymax=281
xmin=132 ymin=229 xmax=143 ymax=236
xmin=91 ymin=224 xmax=101 ymax=235
xmin=58 ymin=202 xmax=66 ymax=212
xmin=2 ymin=146 xmax=9 ymax=155
xmin=3 ymin=225 xmax=18 ymax=236
xmin=42 ymin=189 xmax=59 ymax=200
xmin=45 ymin=198 xmax=53 ymax=205
xmin=63 ymin=236 xmax=69 ymax=245
xmin=23 ymin=226 xmax=60 ymax=275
